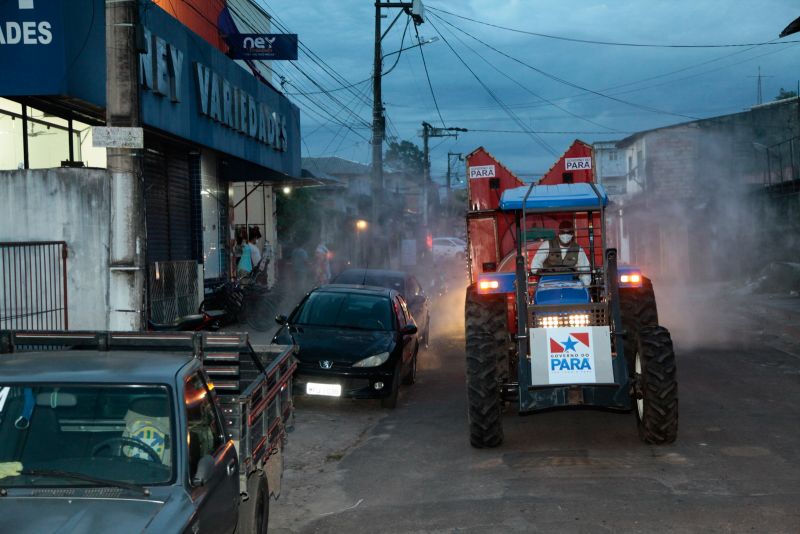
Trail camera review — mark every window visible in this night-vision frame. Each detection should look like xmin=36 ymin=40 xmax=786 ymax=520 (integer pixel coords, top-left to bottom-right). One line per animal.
xmin=294 ymin=291 xmax=392 ymax=331
xmin=0 ymin=384 xmax=174 ymax=487
xmin=185 ymin=373 xmax=225 ymax=478
xmin=398 ymin=297 xmax=414 ymax=325
xmin=393 ymin=297 xmax=408 ymax=327
xmin=0 ymin=97 xmax=106 ymax=171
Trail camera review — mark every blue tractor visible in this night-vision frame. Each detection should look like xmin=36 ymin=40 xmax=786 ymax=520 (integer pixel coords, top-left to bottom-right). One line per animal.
xmin=464 ymin=173 xmax=678 ymax=448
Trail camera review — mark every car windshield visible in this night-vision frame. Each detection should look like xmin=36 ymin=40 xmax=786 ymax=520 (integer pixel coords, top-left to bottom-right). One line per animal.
xmin=0 ymin=384 xmax=174 ymax=488
xmin=294 ymin=292 xmax=393 ymax=331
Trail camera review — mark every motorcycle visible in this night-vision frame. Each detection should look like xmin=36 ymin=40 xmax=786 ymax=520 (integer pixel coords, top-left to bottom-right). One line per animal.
xmin=147 ymin=276 xmax=282 ymax=332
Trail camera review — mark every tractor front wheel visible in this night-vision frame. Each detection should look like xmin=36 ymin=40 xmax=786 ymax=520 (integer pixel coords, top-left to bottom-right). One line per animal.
xmin=465 ymin=287 xmax=506 ymax=448
xmin=633 ymin=325 xmax=678 ymax=444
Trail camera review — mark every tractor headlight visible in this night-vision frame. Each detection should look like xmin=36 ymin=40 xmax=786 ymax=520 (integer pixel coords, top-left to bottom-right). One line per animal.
xmin=536 ymin=314 xmax=591 ymax=328
xmin=568 ymin=314 xmax=590 ymax=327
xmin=352 ymin=352 xmax=390 ymax=368
xmin=538 ymin=316 xmax=561 ymax=328
xmin=479 ymin=280 xmax=499 ymax=291
xmin=620 ymin=273 xmax=642 ymax=286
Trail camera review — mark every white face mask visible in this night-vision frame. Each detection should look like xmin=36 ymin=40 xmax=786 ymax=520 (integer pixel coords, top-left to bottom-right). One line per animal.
xmin=558 ymin=233 xmax=573 ymax=245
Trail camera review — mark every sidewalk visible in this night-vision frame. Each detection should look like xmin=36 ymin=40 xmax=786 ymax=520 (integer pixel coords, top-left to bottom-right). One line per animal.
xmin=656 ymin=281 xmax=800 ymax=358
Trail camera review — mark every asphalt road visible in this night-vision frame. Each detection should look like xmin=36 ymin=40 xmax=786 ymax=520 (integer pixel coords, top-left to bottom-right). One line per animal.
xmin=269 ymin=289 xmax=800 ymax=533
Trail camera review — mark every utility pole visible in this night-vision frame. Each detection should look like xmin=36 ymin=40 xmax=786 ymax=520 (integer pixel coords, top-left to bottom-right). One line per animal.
xmin=106 ymin=0 xmax=145 ymax=330
xmin=421 ymin=122 xmax=466 ymax=226
xmin=371 ymin=3 xmax=384 ymax=227
xmin=372 ymin=1 xmax=425 ymax=227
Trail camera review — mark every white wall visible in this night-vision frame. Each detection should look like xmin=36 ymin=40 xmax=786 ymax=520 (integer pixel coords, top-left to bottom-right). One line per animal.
xmin=0 ymin=168 xmax=111 ymax=329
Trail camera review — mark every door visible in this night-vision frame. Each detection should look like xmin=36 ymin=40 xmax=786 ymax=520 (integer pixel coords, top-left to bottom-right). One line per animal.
xmin=394 ymin=296 xmax=415 ymax=367
xmin=184 ymin=372 xmax=239 ymax=534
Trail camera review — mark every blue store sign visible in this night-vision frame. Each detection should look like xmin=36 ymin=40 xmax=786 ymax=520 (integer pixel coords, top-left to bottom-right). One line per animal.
xmin=139 ymin=3 xmax=300 ymax=178
xmin=0 ymin=0 xmax=105 ymax=106
xmin=226 ymin=34 xmax=298 ymax=61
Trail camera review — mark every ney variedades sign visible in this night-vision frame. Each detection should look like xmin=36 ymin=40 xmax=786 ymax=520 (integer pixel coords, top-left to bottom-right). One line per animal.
xmin=138 ymin=3 xmax=300 ymax=178
xmin=0 ymin=0 xmax=104 ymax=103
xmin=226 ymin=33 xmax=298 ymax=61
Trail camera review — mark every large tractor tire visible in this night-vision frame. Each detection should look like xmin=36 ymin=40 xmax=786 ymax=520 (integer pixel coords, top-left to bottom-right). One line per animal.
xmin=619 ymin=276 xmax=659 ymax=370
xmin=633 ymin=325 xmax=678 ymax=444
xmin=465 ymin=287 xmax=507 ymax=448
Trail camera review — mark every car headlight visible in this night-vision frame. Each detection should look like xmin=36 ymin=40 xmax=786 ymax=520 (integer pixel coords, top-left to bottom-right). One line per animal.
xmin=352 ymin=352 xmax=390 ymax=368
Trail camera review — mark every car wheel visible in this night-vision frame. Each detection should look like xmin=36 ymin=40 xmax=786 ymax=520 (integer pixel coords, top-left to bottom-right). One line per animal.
xmin=381 ymin=360 xmax=402 ymax=409
xmin=253 ymin=477 xmax=270 ymax=534
xmin=238 ymin=472 xmax=269 ymax=534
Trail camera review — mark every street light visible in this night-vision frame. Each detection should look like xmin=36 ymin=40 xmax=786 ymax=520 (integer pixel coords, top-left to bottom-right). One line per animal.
xmin=356 ymin=219 xmax=368 ymax=231
xmin=282 ymin=186 xmax=292 ymax=195
xmin=382 ymin=37 xmax=439 ymax=59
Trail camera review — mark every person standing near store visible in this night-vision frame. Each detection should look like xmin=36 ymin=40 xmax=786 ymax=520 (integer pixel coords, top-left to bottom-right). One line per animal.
xmin=248 ymin=226 xmax=262 ymax=271
xmin=315 ymin=242 xmax=331 ymax=285
xmin=236 ymin=232 xmax=253 ymax=279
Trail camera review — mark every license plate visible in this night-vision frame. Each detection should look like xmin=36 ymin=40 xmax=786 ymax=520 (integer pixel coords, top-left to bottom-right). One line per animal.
xmin=306 ymin=382 xmax=342 ymax=397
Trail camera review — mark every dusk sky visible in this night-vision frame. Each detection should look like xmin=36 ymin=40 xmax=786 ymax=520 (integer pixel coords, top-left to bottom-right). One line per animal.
xmin=259 ymin=1 xmax=800 ymax=183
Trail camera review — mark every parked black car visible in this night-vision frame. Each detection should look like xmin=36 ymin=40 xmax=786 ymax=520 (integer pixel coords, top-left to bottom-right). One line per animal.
xmin=272 ymin=284 xmax=419 ymax=409
xmin=331 ymin=269 xmax=431 ymax=349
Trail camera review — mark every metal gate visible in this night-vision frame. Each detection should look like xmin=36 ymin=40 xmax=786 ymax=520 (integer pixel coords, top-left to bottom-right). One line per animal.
xmin=0 ymin=241 xmax=68 ymax=329
xmin=148 ymin=260 xmax=199 ymax=324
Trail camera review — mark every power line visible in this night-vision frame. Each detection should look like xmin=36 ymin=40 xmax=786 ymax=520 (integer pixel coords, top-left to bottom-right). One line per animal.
xmin=427 ymin=6 xmax=800 ymax=49
xmin=430 ymin=11 xmax=620 ymax=133
xmin=426 ymin=16 xmax=558 ymax=157
xmin=465 ymin=129 xmax=634 ymax=135
xmin=431 ymin=12 xmax=700 ymax=122
xmin=284 ymin=77 xmax=371 ymax=96
xmin=257 ymin=1 xmax=374 ymax=108
xmin=413 ymin=23 xmax=446 ymax=128
xmin=227 ymin=2 xmax=374 ymax=125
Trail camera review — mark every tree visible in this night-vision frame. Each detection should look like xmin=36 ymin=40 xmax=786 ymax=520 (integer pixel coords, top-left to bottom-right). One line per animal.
xmin=775 ymin=87 xmax=798 ymax=101
xmin=385 ymin=140 xmax=424 ymax=174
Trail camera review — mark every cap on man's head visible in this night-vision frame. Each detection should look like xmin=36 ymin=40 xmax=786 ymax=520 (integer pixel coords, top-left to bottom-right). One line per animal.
xmin=558 ymin=220 xmax=574 ymax=232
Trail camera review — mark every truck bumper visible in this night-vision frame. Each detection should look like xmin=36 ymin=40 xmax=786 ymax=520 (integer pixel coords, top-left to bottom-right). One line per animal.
xmin=517 ymin=381 xmax=632 ymax=413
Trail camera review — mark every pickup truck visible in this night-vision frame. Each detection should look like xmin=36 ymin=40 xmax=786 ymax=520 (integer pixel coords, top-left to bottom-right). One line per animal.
xmin=0 ymin=330 xmax=296 ymax=534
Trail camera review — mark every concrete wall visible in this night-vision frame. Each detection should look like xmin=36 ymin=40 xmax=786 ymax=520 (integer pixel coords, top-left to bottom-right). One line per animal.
xmin=0 ymin=168 xmax=111 ymax=329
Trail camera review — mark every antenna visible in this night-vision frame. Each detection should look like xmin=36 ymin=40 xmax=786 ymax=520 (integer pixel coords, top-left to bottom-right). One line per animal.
xmin=748 ymin=66 xmax=773 ymax=105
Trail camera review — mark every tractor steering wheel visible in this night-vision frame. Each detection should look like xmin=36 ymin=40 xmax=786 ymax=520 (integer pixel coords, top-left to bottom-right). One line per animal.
xmin=91 ymin=437 xmax=161 ymax=463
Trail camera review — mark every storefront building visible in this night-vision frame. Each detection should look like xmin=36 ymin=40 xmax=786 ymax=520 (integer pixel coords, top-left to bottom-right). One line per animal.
xmin=0 ymin=0 xmax=301 ymax=329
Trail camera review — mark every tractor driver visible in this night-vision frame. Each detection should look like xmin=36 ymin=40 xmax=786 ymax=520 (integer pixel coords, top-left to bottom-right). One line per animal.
xmin=530 ymin=219 xmax=592 ymax=286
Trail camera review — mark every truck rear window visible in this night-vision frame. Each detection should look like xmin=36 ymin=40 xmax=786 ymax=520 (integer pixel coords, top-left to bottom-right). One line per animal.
xmin=0 ymin=384 xmax=174 ymax=488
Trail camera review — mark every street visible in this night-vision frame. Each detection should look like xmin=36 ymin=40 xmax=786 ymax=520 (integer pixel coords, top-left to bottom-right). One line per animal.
xmin=270 ymin=288 xmax=800 ymax=533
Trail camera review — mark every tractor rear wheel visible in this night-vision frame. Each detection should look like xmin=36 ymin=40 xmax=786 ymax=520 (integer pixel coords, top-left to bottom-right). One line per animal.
xmin=633 ymin=325 xmax=678 ymax=444
xmin=620 ymin=277 xmax=659 ymax=370
xmin=465 ymin=287 xmax=507 ymax=448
